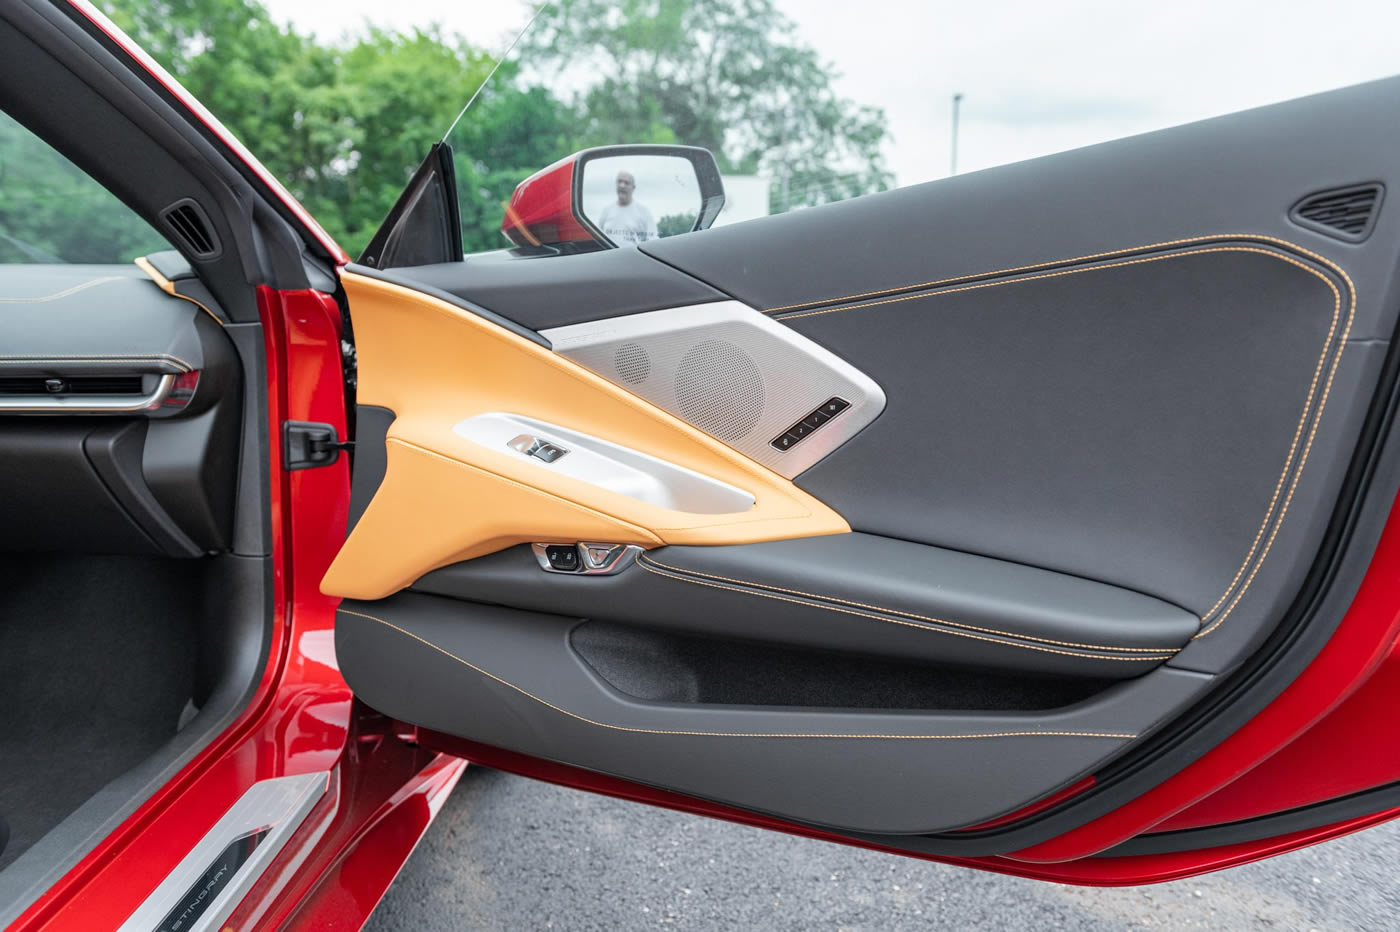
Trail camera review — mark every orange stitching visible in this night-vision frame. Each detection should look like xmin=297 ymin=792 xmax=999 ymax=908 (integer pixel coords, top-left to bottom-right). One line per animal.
xmin=771 ymin=238 xmax=1354 ymax=638
xmin=0 ymin=276 xmax=125 ymax=304
xmin=637 ymin=559 xmax=1174 ymax=663
xmin=1195 ymin=266 xmax=1357 ymax=637
xmin=639 ymin=554 xmax=1178 ymax=652
xmin=338 ymin=608 xmax=1137 ymax=740
xmin=776 ymin=247 xmax=1326 ymax=321
xmin=761 ymin=233 xmax=1333 ymax=314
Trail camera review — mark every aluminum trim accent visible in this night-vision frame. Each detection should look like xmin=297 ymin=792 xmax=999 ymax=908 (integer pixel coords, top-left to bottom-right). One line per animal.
xmin=0 ymin=373 xmax=176 ymax=413
xmin=116 ymin=772 xmax=329 ymax=932
xmin=532 ymin=542 xmax=644 ymax=575
xmin=453 ymin=412 xmax=756 ymax=514
xmin=540 ymin=301 xmax=886 ymax=479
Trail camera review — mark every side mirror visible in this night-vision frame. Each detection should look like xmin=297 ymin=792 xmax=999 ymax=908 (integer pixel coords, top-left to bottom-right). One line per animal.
xmin=502 ymin=145 xmax=725 ymax=250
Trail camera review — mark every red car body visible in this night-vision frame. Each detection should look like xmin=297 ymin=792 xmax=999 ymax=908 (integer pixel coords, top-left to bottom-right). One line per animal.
xmin=5 ymin=4 xmax=1400 ymax=929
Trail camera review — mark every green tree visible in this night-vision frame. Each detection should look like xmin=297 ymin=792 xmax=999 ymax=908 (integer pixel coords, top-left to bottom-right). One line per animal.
xmin=519 ymin=0 xmax=893 ymax=213
xmin=0 ymin=111 xmax=171 ymax=263
xmin=100 ymin=0 xmax=576 ymax=254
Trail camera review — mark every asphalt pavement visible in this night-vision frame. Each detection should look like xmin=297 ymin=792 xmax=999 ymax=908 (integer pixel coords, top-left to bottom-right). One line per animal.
xmin=365 ymin=765 xmax=1400 ymax=930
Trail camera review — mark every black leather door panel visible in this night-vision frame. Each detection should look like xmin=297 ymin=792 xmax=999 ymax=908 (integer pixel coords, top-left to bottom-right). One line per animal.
xmin=415 ymin=536 xmax=1199 ymax=678
xmin=784 ymin=243 xmax=1343 ymax=618
xmin=337 ymin=593 xmax=1214 ymax=834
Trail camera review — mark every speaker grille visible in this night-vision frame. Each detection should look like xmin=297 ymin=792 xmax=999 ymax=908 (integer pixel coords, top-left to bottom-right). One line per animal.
xmin=674 ymin=339 xmax=765 ymax=442
xmin=541 ymin=300 xmax=886 ymax=479
xmin=614 ymin=342 xmax=651 ymax=384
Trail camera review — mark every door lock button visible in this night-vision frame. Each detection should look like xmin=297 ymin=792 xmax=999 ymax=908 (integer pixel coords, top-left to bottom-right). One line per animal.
xmin=544 ymin=544 xmax=580 ymax=572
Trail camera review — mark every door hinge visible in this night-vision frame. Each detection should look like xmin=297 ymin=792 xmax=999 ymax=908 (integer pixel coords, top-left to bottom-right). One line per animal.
xmin=284 ymin=420 xmax=353 ymax=470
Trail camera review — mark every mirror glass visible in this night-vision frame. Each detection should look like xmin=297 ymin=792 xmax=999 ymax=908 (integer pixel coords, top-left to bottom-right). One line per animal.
xmin=579 ymin=155 xmax=702 ymax=245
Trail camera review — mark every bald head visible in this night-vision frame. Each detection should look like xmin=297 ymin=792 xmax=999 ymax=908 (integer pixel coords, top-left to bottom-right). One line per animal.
xmin=615 ymin=171 xmax=635 ymax=205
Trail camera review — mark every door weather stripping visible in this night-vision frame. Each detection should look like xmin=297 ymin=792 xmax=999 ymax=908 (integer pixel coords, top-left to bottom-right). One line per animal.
xmin=117 ymin=772 xmax=329 ymax=932
xmin=541 ymin=300 xmax=886 ymax=479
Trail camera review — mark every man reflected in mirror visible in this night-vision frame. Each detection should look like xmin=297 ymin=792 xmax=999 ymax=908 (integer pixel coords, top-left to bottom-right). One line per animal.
xmin=597 ymin=170 xmax=658 ymax=244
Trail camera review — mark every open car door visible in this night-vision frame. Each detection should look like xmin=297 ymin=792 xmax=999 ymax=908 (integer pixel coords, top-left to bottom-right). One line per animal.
xmin=320 ymin=78 xmax=1400 ymax=882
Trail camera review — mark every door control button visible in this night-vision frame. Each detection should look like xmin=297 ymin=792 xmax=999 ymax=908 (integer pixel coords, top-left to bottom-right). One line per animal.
xmin=507 ymin=434 xmax=569 ymax=463
xmin=583 ymin=543 xmax=622 ymax=570
xmin=507 ymin=433 xmax=542 ymax=455
xmin=531 ymin=442 xmax=568 ymax=463
xmin=533 ymin=542 xmax=643 ymax=575
xmin=544 ymin=544 xmax=581 ymax=572
xmin=769 ymin=397 xmax=853 ymax=452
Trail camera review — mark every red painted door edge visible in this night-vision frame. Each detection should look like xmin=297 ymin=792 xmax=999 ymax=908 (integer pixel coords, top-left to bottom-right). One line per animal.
xmin=1009 ymin=486 xmax=1400 ymax=862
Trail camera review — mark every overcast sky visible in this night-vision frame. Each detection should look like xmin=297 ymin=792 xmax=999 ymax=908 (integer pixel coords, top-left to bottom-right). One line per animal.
xmin=264 ymin=0 xmax=1400 ymax=189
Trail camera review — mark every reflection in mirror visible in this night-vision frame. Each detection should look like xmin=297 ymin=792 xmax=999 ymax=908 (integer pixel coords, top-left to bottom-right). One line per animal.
xmin=580 ymin=155 xmax=702 ymax=245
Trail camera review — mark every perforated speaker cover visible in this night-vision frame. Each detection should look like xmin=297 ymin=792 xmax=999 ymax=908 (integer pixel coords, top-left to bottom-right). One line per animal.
xmin=541 ymin=301 xmax=886 ymax=478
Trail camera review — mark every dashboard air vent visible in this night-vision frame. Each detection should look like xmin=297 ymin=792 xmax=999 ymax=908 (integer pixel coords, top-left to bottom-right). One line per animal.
xmin=1290 ymin=184 xmax=1383 ymax=242
xmin=160 ymin=198 xmax=222 ymax=259
xmin=0 ymin=375 xmax=145 ymax=395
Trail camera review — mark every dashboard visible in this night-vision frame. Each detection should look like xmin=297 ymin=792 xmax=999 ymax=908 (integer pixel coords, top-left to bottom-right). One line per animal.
xmin=0 ymin=263 xmax=243 ymax=556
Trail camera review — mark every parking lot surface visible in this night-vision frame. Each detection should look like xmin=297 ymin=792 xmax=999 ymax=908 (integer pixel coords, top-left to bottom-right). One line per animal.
xmin=366 ymin=765 xmax=1399 ymax=931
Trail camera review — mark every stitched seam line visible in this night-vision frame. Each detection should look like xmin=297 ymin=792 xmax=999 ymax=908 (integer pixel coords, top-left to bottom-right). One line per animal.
xmin=0 ymin=353 xmax=194 ymax=372
xmin=1198 ymin=272 xmax=1341 ymax=620
xmin=639 ymin=554 xmax=1177 ymax=653
xmin=0 ymin=276 xmax=125 ymax=304
xmin=772 ymin=239 xmax=1353 ymax=639
xmin=1196 ymin=267 xmax=1356 ymax=637
xmin=775 ymin=247 xmax=1323 ymax=320
xmin=636 ymin=560 xmax=1173 ymax=662
xmin=761 ymin=233 xmax=1327 ymax=313
xmin=338 ymin=608 xmax=1136 ymax=740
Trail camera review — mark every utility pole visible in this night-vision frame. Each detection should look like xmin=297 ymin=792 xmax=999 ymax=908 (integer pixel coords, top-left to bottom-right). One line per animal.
xmin=950 ymin=92 xmax=964 ymax=176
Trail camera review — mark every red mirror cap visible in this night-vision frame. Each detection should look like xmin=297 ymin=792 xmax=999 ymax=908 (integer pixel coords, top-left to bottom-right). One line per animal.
xmin=501 ymin=154 xmax=594 ymax=247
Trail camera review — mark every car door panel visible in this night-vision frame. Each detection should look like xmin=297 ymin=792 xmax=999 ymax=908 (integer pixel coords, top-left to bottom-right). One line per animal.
xmin=335 ymin=593 xmax=1213 ymax=834
xmin=325 ymin=77 xmax=1400 ymax=854
xmin=320 ymin=271 xmax=849 ymax=600
xmin=414 ymin=536 xmax=1198 ymax=677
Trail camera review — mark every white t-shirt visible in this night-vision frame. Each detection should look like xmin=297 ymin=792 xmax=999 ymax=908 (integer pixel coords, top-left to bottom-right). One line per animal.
xmin=596 ymin=201 xmax=658 ymax=244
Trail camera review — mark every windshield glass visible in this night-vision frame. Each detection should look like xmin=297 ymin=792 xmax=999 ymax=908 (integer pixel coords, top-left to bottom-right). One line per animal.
xmin=434 ymin=0 xmax=1400 ymax=254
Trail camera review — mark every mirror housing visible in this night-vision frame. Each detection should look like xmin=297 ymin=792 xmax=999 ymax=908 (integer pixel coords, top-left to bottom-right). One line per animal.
xmin=502 ymin=145 xmax=725 ymax=250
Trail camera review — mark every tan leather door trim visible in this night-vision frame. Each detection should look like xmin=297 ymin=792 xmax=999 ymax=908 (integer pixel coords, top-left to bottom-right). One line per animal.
xmin=321 ymin=271 xmax=848 ymax=600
